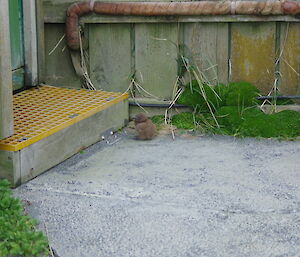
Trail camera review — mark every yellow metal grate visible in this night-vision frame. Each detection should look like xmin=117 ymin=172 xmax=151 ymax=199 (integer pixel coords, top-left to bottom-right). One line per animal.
xmin=0 ymin=85 xmax=128 ymax=151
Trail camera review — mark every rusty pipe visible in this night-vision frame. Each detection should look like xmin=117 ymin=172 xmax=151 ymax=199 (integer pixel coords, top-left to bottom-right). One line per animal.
xmin=66 ymin=1 xmax=300 ymax=50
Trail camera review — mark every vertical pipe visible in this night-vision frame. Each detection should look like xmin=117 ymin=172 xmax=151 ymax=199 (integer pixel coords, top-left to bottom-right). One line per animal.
xmin=0 ymin=0 xmax=14 ymax=139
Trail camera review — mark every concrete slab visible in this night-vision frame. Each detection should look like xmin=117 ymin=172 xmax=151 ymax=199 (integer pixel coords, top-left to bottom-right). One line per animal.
xmin=14 ymin=133 xmax=300 ymax=257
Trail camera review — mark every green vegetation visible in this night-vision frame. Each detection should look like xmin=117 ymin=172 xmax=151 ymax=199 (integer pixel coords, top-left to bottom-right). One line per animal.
xmin=172 ymin=112 xmax=197 ymax=129
xmin=177 ymin=80 xmax=225 ymax=112
xmin=0 ymin=179 xmax=49 ymax=257
xmin=150 ymin=115 xmax=166 ymax=130
xmin=225 ymin=82 xmax=260 ymax=107
xmin=240 ymin=110 xmax=300 ymax=138
xmin=173 ymin=81 xmax=300 ymax=139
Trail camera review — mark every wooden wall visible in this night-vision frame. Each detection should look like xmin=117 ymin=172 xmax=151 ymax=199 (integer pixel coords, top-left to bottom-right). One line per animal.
xmin=40 ymin=0 xmax=300 ymax=100
xmin=0 ymin=0 xmax=14 ymax=139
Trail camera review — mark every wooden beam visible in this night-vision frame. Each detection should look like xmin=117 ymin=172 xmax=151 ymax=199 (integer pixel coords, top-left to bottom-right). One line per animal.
xmin=42 ymin=1 xmax=300 ymax=23
xmin=36 ymin=0 xmax=46 ymax=84
xmin=23 ymin=0 xmax=38 ymax=86
xmin=45 ymin=14 xmax=300 ymax=24
xmin=0 ymin=0 xmax=14 ymax=139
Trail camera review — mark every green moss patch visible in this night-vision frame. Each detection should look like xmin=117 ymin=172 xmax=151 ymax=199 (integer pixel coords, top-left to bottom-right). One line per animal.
xmin=177 ymin=80 xmax=260 ymax=111
xmin=150 ymin=115 xmax=165 ymax=130
xmin=225 ymin=82 xmax=260 ymax=107
xmin=177 ymin=80 xmax=225 ymax=112
xmin=216 ymin=106 xmax=265 ymax=134
xmin=240 ymin=110 xmax=300 ymax=138
xmin=172 ymin=108 xmax=300 ymax=139
xmin=175 ymin=81 xmax=300 ymax=139
xmin=0 ymin=180 xmax=49 ymax=257
xmin=172 ymin=112 xmax=198 ymax=130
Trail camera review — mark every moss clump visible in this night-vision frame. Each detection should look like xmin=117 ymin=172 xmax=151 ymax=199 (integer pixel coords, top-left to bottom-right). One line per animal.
xmin=216 ymin=107 xmax=300 ymax=138
xmin=177 ymin=81 xmax=260 ymax=111
xmin=150 ymin=115 xmax=165 ymax=130
xmin=214 ymin=83 xmax=229 ymax=108
xmin=0 ymin=180 xmax=49 ymax=257
xmin=171 ymin=112 xmax=224 ymax=134
xmin=240 ymin=110 xmax=300 ymax=138
xmin=177 ymin=80 xmax=225 ymax=112
xmin=172 ymin=112 xmax=197 ymax=129
xmin=216 ymin=106 xmax=265 ymax=134
xmin=172 ymin=107 xmax=300 ymax=139
xmin=225 ymin=81 xmax=260 ymax=107
xmin=174 ymin=80 xmax=299 ymax=139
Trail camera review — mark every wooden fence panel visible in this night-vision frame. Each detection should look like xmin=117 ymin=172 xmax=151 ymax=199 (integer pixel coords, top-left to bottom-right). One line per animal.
xmin=41 ymin=0 xmax=300 ymax=97
xmin=183 ymin=23 xmax=229 ymax=85
xmin=89 ymin=24 xmax=132 ymax=92
xmin=135 ymin=23 xmax=178 ymax=99
xmin=279 ymin=22 xmax=300 ymax=95
xmin=44 ymin=24 xmax=82 ymax=88
xmin=231 ymin=23 xmax=276 ymax=94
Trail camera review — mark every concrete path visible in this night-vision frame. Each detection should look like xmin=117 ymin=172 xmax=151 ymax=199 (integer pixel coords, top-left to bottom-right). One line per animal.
xmin=14 ymin=133 xmax=300 ymax=257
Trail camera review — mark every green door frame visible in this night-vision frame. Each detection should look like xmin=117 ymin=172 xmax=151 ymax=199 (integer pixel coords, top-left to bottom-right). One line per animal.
xmin=0 ymin=0 xmax=38 ymax=139
xmin=9 ymin=0 xmax=38 ymax=90
xmin=9 ymin=0 xmax=25 ymax=91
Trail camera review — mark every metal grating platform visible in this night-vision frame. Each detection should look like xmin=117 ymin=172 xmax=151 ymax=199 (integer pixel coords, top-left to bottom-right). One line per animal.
xmin=0 ymin=85 xmax=128 ymax=151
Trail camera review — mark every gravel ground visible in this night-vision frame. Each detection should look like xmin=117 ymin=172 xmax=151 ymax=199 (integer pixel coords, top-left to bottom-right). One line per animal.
xmin=14 ymin=132 xmax=300 ymax=257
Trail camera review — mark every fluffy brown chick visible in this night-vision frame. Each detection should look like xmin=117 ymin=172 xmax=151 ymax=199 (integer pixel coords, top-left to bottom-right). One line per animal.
xmin=134 ymin=113 xmax=157 ymax=140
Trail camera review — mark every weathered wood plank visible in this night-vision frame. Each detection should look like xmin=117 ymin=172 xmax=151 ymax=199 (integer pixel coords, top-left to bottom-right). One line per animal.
xmin=23 ymin=0 xmax=38 ymax=86
xmin=0 ymin=0 xmax=14 ymax=139
xmin=89 ymin=24 xmax=132 ymax=92
xmin=216 ymin=23 xmax=230 ymax=84
xmin=279 ymin=22 xmax=300 ymax=95
xmin=44 ymin=24 xmax=82 ymax=88
xmin=135 ymin=23 xmax=178 ymax=100
xmin=183 ymin=23 xmax=229 ymax=85
xmin=231 ymin=23 xmax=276 ymax=93
xmin=37 ymin=0 xmax=46 ymax=83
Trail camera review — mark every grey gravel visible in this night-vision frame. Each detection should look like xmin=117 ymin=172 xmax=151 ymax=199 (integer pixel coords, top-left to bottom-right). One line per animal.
xmin=14 ymin=133 xmax=300 ymax=257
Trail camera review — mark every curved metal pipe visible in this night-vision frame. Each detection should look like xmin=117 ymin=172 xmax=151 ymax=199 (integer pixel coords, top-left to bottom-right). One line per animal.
xmin=66 ymin=1 xmax=300 ymax=50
